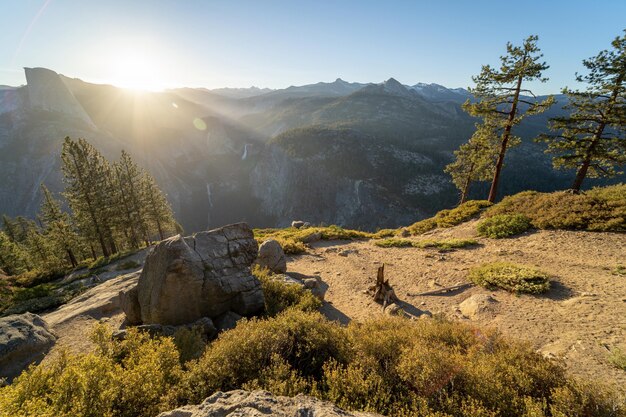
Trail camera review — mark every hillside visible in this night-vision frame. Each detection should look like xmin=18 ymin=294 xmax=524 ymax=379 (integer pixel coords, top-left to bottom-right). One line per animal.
xmin=2 ymin=68 xmax=622 ymax=233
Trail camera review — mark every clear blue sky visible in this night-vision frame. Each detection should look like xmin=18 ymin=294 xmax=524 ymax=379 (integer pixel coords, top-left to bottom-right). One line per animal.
xmin=1 ymin=0 xmax=624 ymax=93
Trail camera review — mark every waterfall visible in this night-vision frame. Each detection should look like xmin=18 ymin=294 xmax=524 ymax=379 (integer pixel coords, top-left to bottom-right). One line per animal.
xmin=241 ymin=143 xmax=248 ymax=160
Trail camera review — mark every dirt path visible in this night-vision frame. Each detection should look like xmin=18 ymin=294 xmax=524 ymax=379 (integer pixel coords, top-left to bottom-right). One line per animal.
xmin=288 ymin=223 xmax=626 ymax=393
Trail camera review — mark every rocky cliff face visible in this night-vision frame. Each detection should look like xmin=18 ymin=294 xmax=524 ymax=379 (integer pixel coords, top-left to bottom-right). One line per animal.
xmin=24 ymin=67 xmax=94 ymax=127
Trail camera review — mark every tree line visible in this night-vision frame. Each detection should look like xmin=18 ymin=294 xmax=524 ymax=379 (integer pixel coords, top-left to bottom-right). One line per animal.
xmin=446 ymin=30 xmax=626 ymax=203
xmin=0 ymin=137 xmax=180 ymax=276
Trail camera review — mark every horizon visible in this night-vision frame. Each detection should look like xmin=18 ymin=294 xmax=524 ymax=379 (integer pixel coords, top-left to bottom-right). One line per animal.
xmin=1 ymin=1 xmax=625 ymax=93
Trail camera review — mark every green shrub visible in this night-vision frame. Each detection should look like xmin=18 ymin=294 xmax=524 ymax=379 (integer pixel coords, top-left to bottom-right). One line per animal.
xmin=469 ymin=262 xmax=551 ymax=294
xmin=253 ymin=266 xmax=322 ymax=316
xmin=407 ymin=217 xmax=437 ymax=235
xmin=477 ymin=214 xmax=531 ymax=238
xmin=179 ymin=310 xmax=349 ymax=404
xmin=2 ymin=315 xmax=623 ymax=417
xmin=484 ymin=184 xmax=626 ymax=232
xmin=0 ymin=325 xmax=182 ymax=417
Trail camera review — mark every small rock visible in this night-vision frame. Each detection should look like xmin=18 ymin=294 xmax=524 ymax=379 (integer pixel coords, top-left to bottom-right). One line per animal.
xmin=303 ymin=278 xmax=319 ymax=289
xmin=399 ymin=229 xmax=411 ymax=237
xmin=338 ymin=249 xmax=358 ymax=257
xmin=459 ymin=294 xmax=498 ymax=320
xmin=384 ymin=303 xmax=403 ymax=316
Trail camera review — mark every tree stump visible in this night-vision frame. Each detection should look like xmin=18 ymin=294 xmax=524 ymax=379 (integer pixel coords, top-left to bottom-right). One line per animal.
xmin=367 ymin=264 xmax=399 ymax=309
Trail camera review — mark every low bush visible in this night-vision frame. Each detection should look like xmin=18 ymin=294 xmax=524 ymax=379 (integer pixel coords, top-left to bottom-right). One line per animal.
xmin=3 ymin=313 xmax=623 ymax=417
xmin=484 ymin=184 xmax=626 ymax=232
xmin=253 ymin=266 xmax=321 ymax=316
xmin=608 ymin=348 xmax=626 ymax=371
xmin=477 ymin=214 xmax=531 ymax=238
xmin=406 ymin=217 xmax=437 ymax=235
xmin=469 ymin=262 xmax=551 ymax=294
xmin=434 ymin=200 xmax=493 ymax=228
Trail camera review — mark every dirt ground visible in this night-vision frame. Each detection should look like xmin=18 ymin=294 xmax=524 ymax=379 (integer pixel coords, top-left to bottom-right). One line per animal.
xmin=287 ymin=221 xmax=626 ymax=393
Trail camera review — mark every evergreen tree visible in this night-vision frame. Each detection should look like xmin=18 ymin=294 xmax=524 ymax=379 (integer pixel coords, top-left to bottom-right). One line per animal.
xmin=538 ymin=30 xmax=626 ymax=191
xmin=61 ymin=137 xmax=116 ymax=257
xmin=0 ymin=231 xmax=32 ymax=275
xmin=141 ymin=173 xmax=176 ymax=240
xmin=39 ymin=184 xmax=80 ymax=267
xmin=113 ymin=150 xmax=150 ymax=248
xmin=445 ymin=120 xmax=501 ymax=204
xmin=464 ymin=35 xmax=554 ymax=202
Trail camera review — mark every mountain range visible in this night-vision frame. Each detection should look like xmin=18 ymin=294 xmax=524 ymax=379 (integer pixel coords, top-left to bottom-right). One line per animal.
xmin=0 ymin=67 xmax=619 ymax=232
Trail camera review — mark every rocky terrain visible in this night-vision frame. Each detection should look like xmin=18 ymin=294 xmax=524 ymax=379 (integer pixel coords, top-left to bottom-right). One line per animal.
xmin=4 ymin=68 xmax=621 ymax=232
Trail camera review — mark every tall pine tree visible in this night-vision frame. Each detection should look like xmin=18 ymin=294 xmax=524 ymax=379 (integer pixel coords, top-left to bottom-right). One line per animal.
xmin=61 ymin=137 xmax=116 ymax=257
xmin=538 ymin=30 xmax=626 ymax=191
xmin=141 ymin=173 xmax=177 ymax=240
xmin=464 ymin=35 xmax=554 ymax=202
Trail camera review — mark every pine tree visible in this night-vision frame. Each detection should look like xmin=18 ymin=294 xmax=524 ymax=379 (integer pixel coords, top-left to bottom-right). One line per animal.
xmin=464 ymin=35 xmax=554 ymax=202
xmin=445 ymin=120 xmax=501 ymax=203
xmin=113 ymin=150 xmax=150 ymax=248
xmin=61 ymin=137 xmax=117 ymax=257
xmin=39 ymin=184 xmax=80 ymax=267
xmin=538 ymin=31 xmax=626 ymax=191
xmin=141 ymin=173 xmax=176 ymax=240
xmin=0 ymin=231 xmax=31 ymax=275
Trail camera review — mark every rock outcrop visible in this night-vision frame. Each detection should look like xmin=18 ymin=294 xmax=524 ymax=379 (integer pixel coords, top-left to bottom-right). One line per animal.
xmin=157 ymin=390 xmax=381 ymax=417
xmin=125 ymin=223 xmax=264 ymax=325
xmin=24 ymin=67 xmax=94 ymax=126
xmin=0 ymin=313 xmax=56 ymax=381
xmin=256 ymin=239 xmax=287 ymax=273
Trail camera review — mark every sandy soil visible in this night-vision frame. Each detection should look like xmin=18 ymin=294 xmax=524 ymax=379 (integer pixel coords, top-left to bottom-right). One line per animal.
xmin=287 ymin=222 xmax=626 ymax=393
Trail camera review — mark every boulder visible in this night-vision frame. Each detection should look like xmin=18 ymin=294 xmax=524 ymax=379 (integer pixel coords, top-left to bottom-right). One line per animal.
xmin=0 ymin=313 xmax=56 ymax=381
xmin=291 ymin=220 xmax=306 ymax=229
xmin=459 ymin=294 xmax=498 ymax=319
xmin=119 ymin=286 xmax=141 ymax=325
xmin=256 ymin=239 xmax=287 ymax=274
xmin=157 ymin=390 xmax=381 ymax=417
xmin=134 ymin=223 xmax=264 ymax=325
xmin=214 ymin=311 xmax=243 ymax=332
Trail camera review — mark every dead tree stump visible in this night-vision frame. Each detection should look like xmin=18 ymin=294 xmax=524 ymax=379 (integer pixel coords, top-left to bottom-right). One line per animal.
xmin=367 ymin=264 xmax=399 ymax=309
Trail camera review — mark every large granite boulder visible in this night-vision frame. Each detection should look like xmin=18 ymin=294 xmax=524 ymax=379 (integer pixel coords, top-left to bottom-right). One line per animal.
xmin=129 ymin=223 xmax=264 ymax=325
xmin=158 ymin=390 xmax=381 ymax=417
xmin=0 ymin=312 xmax=56 ymax=381
xmin=256 ymin=239 xmax=287 ymax=273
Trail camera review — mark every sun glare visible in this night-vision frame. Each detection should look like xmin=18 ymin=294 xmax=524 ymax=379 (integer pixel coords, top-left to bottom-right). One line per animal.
xmin=103 ymin=42 xmax=167 ymax=92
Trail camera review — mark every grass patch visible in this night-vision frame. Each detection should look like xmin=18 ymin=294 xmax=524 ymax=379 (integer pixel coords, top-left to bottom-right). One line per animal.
xmin=469 ymin=262 xmax=551 ymax=294
xmin=612 ymin=265 xmax=626 ymax=277
xmin=374 ymin=238 xmax=478 ymax=250
xmin=477 ymin=213 xmax=531 ymax=238
xmin=406 ymin=200 xmax=492 ymax=236
xmin=116 ymin=260 xmax=141 ymax=271
xmin=254 ymin=225 xmax=373 ymax=255
xmin=484 ymin=184 xmax=626 ymax=232
xmin=608 ymin=348 xmax=626 ymax=371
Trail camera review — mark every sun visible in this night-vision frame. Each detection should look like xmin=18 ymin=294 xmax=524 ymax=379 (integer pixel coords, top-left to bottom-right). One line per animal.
xmin=103 ymin=41 xmax=167 ymax=92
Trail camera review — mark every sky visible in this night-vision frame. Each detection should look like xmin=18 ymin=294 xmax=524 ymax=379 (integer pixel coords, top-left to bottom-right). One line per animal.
xmin=0 ymin=0 xmax=625 ymax=94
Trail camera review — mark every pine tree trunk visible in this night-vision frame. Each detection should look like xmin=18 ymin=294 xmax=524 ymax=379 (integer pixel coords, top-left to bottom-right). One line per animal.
xmin=90 ymin=244 xmax=97 ymax=259
xmin=488 ymin=73 xmax=524 ymax=203
xmin=66 ymin=248 xmax=78 ymax=268
xmin=460 ymin=163 xmax=475 ymax=204
xmin=156 ymin=218 xmax=164 ymax=240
